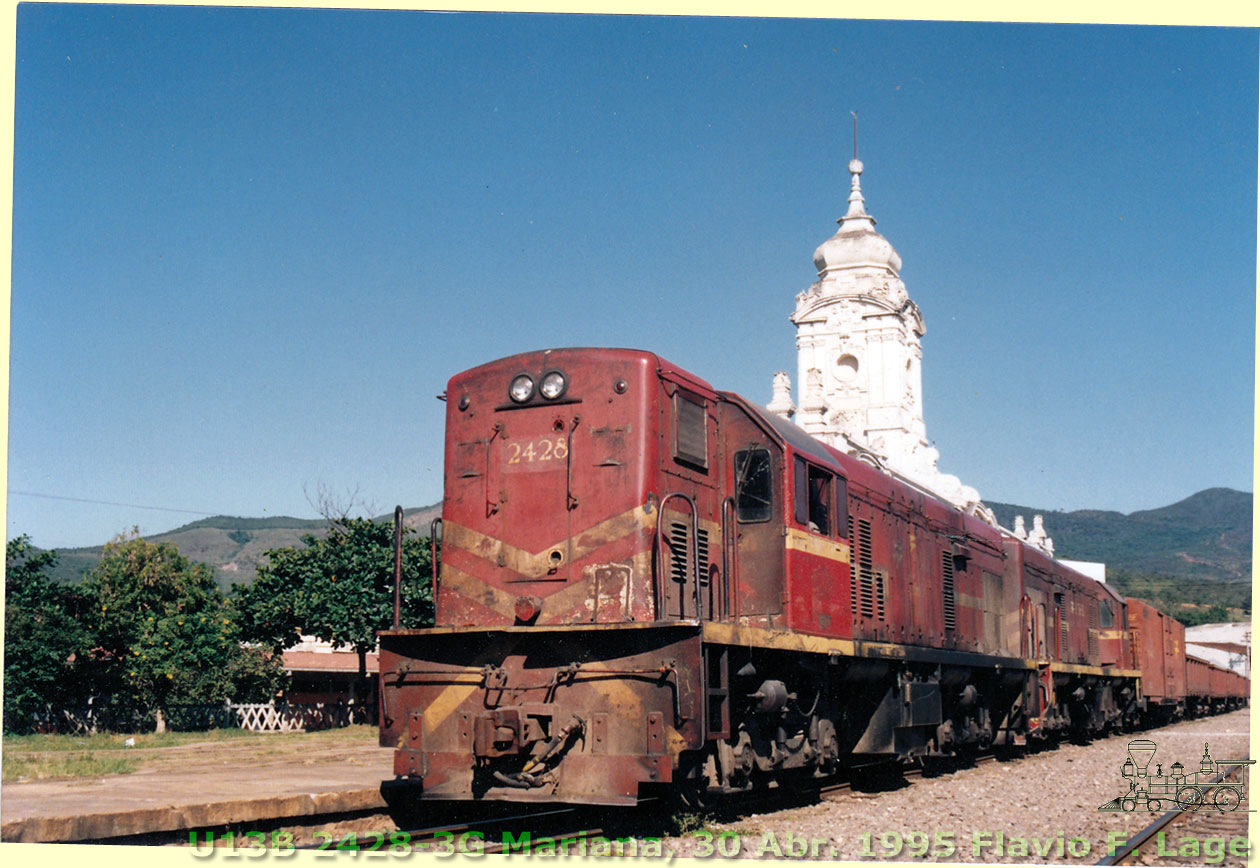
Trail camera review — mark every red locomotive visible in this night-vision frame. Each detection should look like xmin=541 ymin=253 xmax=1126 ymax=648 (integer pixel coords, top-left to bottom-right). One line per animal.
xmin=378 ymin=348 xmax=1248 ymax=807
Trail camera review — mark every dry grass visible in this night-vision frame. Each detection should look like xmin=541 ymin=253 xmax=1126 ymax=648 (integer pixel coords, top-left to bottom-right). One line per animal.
xmin=2 ymin=724 xmax=378 ymax=782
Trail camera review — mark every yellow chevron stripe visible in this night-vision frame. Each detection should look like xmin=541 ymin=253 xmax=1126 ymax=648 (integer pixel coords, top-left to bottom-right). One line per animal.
xmin=443 ymin=504 xmax=654 ymax=579
xmin=784 ymin=528 xmax=850 ymax=563
xmin=420 ymin=633 xmax=524 ymax=738
xmin=441 ymin=550 xmax=655 ymax=622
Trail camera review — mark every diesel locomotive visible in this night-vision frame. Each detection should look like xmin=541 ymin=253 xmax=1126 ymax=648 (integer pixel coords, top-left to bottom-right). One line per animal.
xmin=377 ymin=347 xmax=1248 ymax=807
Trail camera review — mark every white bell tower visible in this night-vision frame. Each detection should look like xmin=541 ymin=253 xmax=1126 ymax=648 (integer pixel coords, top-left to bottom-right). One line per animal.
xmin=767 ymin=146 xmax=995 ymax=525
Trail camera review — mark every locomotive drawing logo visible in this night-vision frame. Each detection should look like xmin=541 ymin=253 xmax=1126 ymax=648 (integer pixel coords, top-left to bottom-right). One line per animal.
xmin=1098 ymin=740 xmax=1254 ymax=813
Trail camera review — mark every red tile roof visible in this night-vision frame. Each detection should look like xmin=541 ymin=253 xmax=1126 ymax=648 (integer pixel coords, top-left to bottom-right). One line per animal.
xmin=281 ymin=649 xmax=379 ymax=673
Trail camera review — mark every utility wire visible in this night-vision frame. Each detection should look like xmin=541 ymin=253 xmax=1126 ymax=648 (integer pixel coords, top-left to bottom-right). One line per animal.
xmin=6 ymin=490 xmax=220 ymax=517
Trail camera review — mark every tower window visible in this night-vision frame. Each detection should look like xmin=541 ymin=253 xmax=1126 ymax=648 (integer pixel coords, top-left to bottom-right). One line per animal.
xmin=836 ymin=354 xmax=859 ymax=382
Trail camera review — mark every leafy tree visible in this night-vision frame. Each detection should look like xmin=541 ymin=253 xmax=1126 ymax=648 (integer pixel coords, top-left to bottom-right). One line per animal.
xmin=82 ymin=530 xmax=281 ymax=731
xmin=233 ymin=517 xmax=433 ymax=681
xmin=3 ymin=536 xmax=92 ymax=730
xmin=220 ymin=638 xmax=288 ymax=704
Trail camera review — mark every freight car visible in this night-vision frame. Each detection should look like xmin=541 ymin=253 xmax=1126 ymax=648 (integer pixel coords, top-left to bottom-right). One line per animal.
xmin=1185 ymin=656 xmax=1249 ymax=718
xmin=378 ymin=348 xmax=1248 ymax=807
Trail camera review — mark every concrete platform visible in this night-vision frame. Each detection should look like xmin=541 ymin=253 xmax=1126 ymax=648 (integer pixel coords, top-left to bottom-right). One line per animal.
xmin=1 ymin=742 xmax=395 ymax=843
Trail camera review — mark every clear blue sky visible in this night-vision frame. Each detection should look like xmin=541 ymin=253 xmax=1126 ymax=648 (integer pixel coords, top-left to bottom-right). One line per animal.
xmin=8 ymin=7 xmax=1257 ymax=549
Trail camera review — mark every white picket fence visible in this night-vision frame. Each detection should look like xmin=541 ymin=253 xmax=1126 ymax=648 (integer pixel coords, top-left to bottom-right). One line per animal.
xmin=17 ymin=701 xmax=374 ymax=734
xmin=230 ymin=702 xmax=374 ymax=732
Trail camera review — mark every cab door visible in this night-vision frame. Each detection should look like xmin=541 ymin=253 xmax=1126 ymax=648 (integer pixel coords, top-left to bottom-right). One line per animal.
xmin=720 ymin=408 xmax=784 ymax=627
xmin=657 ymin=376 xmax=718 ymax=620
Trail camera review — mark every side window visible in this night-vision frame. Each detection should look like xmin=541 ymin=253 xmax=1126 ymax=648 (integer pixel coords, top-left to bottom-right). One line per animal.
xmin=792 ymin=456 xmax=833 ymax=535
xmin=733 ymin=449 xmax=773 ymax=523
xmin=794 ymin=457 xmax=808 ymax=525
xmin=836 ymin=476 xmax=849 ymax=537
xmin=673 ymin=392 xmax=708 ymax=470
xmin=1100 ymin=599 xmax=1115 ymax=629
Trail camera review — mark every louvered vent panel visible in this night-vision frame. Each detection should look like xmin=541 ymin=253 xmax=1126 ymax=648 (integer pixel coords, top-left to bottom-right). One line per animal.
xmin=849 ymin=516 xmax=877 ymax=619
xmin=1055 ymin=593 xmax=1069 ymax=659
xmin=674 ymin=395 xmax=707 ymax=467
xmin=941 ymin=551 xmax=957 ymax=632
xmin=696 ymin=527 xmax=710 ymax=583
xmin=869 ymin=522 xmax=885 ymax=620
xmin=668 ymin=522 xmax=690 ymax=585
xmin=1088 ymin=603 xmax=1099 ymax=660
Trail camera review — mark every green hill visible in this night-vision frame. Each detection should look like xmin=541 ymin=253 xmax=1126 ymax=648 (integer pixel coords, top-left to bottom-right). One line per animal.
xmin=987 ymin=488 xmax=1252 ymax=583
xmin=41 ymin=503 xmax=442 ymax=589
xmin=28 ymin=488 xmax=1252 ymax=594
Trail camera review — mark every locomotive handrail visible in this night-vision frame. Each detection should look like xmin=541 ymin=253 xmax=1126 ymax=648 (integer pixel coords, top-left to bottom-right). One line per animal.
xmin=485 ymin=423 xmax=502 ymax=518
xmin=393 ymin=506 xmax=404 ymax=630
xmin=721 ymin=496 xmax=737 ymax=621
xmin=564 ymin=415 xmax=581 ymax=511
xmin=430 ymin=516 xmax=443 ymax=615
xmin=653 ymin=492 xmax=700 ymax=621
xmin=1019 ymin=594 xmax=1030 ymax=657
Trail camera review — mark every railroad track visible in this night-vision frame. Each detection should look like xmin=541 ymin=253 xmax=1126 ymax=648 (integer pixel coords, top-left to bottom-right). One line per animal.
xmin=83 ymin=717 xmax=1243 ymax=850
xmin=188 ymin=752 xmax=1013 ymax=850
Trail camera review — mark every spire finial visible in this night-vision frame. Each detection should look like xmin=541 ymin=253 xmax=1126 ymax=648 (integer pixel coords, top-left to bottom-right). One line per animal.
xmin=842 ymin=114 xmax=867 ymax=223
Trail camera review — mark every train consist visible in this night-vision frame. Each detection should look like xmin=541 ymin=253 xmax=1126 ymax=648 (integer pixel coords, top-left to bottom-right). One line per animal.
xmin=378 ymin=348 xmax=1248 ymax=807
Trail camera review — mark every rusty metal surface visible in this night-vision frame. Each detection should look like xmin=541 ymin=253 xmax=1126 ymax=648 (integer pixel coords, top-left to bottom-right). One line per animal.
xmin=381 ymin=347 xmax=1247 ymax=805
xmin=380 ymin=623 xmax=702 ymax=803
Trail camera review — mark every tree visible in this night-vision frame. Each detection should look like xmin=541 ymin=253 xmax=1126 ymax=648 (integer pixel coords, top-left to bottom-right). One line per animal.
xmin=233 ymin=517 xmax=433 ymax=682
xmin=82 ymin=531 xmax=274 ymax=731
xmin=3 ymin=536 xmax=92 ymax=730
xmin=220 ymin=637 xmax=288 ymax=704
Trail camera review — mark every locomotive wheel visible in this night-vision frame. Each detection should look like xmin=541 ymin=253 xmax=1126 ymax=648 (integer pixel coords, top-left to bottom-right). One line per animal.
xmin=1214 ymin=788 xmax=1241 ymax=812
xmin=1121 ymin=798 xmax=1137 ymax=812
xmin=1175 ymin=786 xmax=1204 ymax=812
xmin=672 ymin=749 xmax=719 ymax=811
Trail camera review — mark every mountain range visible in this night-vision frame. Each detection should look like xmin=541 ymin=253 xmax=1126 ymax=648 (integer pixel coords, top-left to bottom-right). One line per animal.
xmin=33 ymin=488 xmax=1250 ymax=590
xmin=987 ymin=487 xmax=1251 ymax=583
xmin=41 ymin=504 xmax=443 ymax=589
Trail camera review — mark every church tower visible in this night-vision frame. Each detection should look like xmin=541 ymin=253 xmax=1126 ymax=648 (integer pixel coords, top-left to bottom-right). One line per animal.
xmin=769 ymin=154 xmax=995 ymax=524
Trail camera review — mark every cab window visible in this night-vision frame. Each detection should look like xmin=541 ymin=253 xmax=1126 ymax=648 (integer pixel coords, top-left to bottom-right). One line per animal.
xmin=734 ymin=449 xmax=773 ymax=523
xmin=793 ymin=456 xmax=833 ymax=534
xmin=836 ymin=475 xmax=849 ymax=537
xmin=1101 ymin=599 xmax=1115 ymax=629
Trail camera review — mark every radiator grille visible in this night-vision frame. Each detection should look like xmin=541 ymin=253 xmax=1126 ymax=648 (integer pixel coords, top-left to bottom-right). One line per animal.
xmin=668 ymin=522 xmax=709 ymax=586
xmin=941 ymin=551 xmax=957 ymax=632
xmin=668 ymin=522 xmax=689 ymax=585
xmin=1055 ymin=592 xmax=1068 ymax=659
xmin=1088 ymin=602 xmax=1100 ymax=660
xmin=849 ymin=516 xmax=881 ymax=620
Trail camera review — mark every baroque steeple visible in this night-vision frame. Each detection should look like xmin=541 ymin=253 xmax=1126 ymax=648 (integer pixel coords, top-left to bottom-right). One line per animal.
xmin=768 ymin=149 xmax=995 ymax=525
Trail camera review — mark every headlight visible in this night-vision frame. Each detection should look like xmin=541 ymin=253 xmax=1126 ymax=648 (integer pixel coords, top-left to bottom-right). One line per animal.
xmin=539 ymin=370 xmax=567 ymax=400
xmin=509 ymin=374 xmax=535 ymax=403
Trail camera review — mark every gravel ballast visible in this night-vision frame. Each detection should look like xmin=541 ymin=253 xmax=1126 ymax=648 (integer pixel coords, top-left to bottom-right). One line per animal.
xmin=657 ymin=709 xmax=1252 ymax=865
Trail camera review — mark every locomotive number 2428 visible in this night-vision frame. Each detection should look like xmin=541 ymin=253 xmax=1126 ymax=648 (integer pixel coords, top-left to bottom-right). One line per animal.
xmin=505 ymin=437 xmax=569 ymax=468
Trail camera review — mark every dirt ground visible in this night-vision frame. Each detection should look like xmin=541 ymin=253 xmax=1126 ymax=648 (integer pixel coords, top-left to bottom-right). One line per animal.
xmin=1 ymin=727 xmax=394 ymax=840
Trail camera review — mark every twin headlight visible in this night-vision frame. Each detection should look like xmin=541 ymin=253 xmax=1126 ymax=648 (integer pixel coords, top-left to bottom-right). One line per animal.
xmin=509 ymin=370 xmax=568 ymax=404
